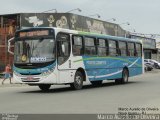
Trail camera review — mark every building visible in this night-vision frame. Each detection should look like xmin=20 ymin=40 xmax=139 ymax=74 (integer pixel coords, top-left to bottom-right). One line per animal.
xmin=0 ymin=13 xmax=128 ymax=71
xmin=156 ymin=42 xmax=160 ymax=62
xmin=129 ymin=34 xmax=158 ymax=61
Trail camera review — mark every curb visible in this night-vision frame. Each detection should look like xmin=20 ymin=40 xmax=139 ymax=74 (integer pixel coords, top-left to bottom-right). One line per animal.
xmin=0 ymin=78 xmax=28 ymax=88
xmin=0 ymin=84 xmax=28 ymax=88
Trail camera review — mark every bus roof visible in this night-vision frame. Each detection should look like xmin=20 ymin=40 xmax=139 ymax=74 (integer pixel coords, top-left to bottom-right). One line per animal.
xmin=78 ymin=31 xmax=141 ymax=43
xmin=54 ymin=27 xmax=142 ymax=44
xmin=16 ymin=27 xmax=142 ymax=44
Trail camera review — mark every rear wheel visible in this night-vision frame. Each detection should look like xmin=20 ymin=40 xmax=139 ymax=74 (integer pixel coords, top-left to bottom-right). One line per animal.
xmin=70 ymin=71 xmax=83 ymax=90
xmin=39 ymin=84 xmax=51 ymax=91
xmin=90 ymin=80 xmax=103 ymax=86
xmin=115 ymin=69 xmax=129 ymax=84
xmin=121 ymin=69 xmax=129 ymax=84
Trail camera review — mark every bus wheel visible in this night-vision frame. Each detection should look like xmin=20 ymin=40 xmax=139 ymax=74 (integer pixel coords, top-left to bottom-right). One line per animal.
xmin=39 ymin=84 xmax=51 ymax=91
xmin=90 ymin=80 xmax=103 ymax=86
xmin=121 ymin=69 xmax=129 ymax=84
xmin=70 ymin=71 xmax=83 ymax=90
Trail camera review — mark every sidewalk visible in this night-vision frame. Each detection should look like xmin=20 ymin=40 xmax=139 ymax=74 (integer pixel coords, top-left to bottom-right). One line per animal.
xmin=0 ymin=78 xmax=27 ymax=87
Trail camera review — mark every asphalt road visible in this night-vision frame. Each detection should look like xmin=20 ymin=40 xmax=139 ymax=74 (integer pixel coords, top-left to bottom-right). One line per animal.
xmin=0 ymin=70 xmax=160 ymax=114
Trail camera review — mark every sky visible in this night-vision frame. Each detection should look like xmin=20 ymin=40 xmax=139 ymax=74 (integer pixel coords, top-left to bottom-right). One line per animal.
xmin=0 ymin=0 xmax=160 ymax=37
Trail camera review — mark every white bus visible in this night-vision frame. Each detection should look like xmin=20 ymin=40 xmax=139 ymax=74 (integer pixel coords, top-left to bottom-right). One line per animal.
xmin=10 ymin=27 xmax=143 ymax=91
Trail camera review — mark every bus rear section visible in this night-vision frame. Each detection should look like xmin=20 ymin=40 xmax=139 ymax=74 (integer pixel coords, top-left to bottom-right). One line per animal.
xmin=72 ymin=33 xmax=143 ymax=85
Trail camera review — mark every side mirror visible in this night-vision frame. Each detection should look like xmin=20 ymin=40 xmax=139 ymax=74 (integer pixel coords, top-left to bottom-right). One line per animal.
xmin=8 ymin=37 xmax=14 ymax=55
xmin=62 ymin=44 xmax=65 ymax=53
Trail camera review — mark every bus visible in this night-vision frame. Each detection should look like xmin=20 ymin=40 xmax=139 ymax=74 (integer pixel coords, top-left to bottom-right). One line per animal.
xmin=9 ymin=27 xmax=143 ymax=91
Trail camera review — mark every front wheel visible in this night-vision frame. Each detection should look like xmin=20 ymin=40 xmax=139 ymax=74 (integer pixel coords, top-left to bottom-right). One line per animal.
xmin=39 ymin=84 xmax=51 ymax=91
xmin=70 ymin=71 xmax=83 ymax=90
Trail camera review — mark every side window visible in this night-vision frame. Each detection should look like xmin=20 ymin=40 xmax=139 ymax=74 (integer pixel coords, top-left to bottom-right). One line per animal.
xmin=57 ymin=33 xmax=70 ymax=65
xmin=108 ymin=40 xmax=118 ymax=56
xmin=84 ymin=37 xmax=96 ymax=56
xmin=98 ymin=39 xmax=108 ymax=56
xmin=136 ymin=43 xmax=142 ymax=57
xmin=128 ymin=42 xmax=135 ymax=56
xmin=119 ymin=41 xmax=127 ymax=56
xmin=72 ymin=36 xmax=83 ymax=56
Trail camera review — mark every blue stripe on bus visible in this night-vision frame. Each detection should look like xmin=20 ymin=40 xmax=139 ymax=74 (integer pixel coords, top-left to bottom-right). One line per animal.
xmin=80 ymin=56 xmax=142 ymax=81
xmin=13 ymin=62 xmax=56 ymax=75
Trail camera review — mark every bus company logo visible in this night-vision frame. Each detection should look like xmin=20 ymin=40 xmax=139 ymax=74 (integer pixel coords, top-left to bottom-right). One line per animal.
xmin=21 ymin=55 xmax=27 ymax=62
xmin=31 ymin=57 xmax=47 ymax=62
xmin=86 ymin=61 xmax=107 ymax=65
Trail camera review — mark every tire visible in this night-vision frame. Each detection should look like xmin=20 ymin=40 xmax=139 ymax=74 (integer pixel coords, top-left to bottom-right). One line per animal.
xmin=144 ymin=67 xmax=147 ymax=72
xmin=121 ymin=69 xmax=129 ymax=84
xmin=70 ymin=71 xmax=83 ymax=90
xmin=90 ymin=80 xmax=103 ymax=86
xmin=155 ymin=65 xmax=160 ymax=69
xmin=39 ymin=84 xmax=51 ymax=91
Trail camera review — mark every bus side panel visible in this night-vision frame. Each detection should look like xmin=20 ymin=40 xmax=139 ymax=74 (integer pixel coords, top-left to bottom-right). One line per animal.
xmin=81 ymin=56 xmax=142 ymax=81
xmin=128 ymin=57 xmax=143 ymax=77
xmin=86 ymin=68 xmax=122 ymax=81
xmin=129 ymin=67 xmax=143 ymax=77
xmin=58 ymin=70 xmax=76 ymax=84
xmin=58 ymin=56 xmax=87 ymax=83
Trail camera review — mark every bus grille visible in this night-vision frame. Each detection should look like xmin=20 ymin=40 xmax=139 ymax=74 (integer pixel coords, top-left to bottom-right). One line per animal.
xmin=21 ymin=78 xmax=40 ymax=82
xmin=20 ymin=73 xmax=41 ymax=75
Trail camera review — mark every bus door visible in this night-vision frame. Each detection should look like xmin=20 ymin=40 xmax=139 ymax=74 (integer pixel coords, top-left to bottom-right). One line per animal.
xmin=56 ymin=32 xmax=72 ymax=83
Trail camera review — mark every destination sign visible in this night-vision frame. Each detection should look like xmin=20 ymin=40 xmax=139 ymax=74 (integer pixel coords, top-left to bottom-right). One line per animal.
xmin=19 ymin=30 xmax=49 ymax=37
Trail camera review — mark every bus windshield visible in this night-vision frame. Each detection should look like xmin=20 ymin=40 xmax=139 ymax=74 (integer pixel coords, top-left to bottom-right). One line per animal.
xmin=14 ymin=37 xmax=55 ymax=64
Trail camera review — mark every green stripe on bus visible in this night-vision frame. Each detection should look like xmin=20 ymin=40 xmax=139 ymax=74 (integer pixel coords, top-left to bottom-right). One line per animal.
xmin=78 ymin=31 xmax=102 ymax=36
xmin=73 ymin=57 xmax=142 ymax=67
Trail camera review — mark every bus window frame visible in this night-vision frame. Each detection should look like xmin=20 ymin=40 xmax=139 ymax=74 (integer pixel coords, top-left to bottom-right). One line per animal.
xmin=135 ymin=43 xmax=142 ymax=57
xmin=108 ymin=39 xmax=119 ymax=56
xmin=118 ymin=41 xmax=127 ymax=57
xmin=72 ymin=35 xmax=84 ymax=56
xmin=56 ymin=32 xmax=71 ymax=65
xmin=84 ymin=36 xmax=97 ymax=56
xmin=97 ymin=38 xmax=108 ymax=57
xmin=127 ymin=42 xmax=136 ymax=57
